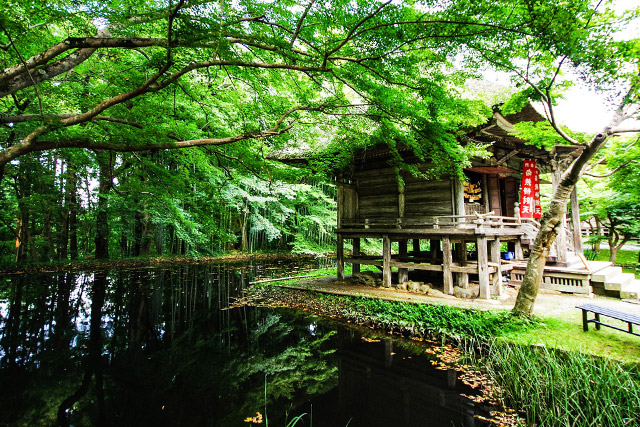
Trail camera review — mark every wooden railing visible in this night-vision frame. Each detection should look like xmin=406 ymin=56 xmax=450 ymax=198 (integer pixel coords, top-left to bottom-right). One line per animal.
xmin=340 ymin=214 xmax=540 ymax=233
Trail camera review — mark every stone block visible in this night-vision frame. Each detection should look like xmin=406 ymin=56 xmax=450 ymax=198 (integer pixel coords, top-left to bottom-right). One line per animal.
xmin=453 ymin=285 xmax=480 ymax=299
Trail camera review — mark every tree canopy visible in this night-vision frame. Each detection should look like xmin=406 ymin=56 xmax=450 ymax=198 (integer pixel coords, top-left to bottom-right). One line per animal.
xmin=1 ymin=0 xmax=639 ymax=308
xmin=2 ymin=0 xmax=634 ymax=179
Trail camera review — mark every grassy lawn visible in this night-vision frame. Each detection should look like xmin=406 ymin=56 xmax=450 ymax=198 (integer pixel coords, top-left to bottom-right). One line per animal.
xmin=501 ymin=311 xmax=640 ymax=364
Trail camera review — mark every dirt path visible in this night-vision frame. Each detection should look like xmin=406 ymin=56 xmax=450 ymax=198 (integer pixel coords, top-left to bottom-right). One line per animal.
xmin=279 ymin=277 xmax=640 ymax=317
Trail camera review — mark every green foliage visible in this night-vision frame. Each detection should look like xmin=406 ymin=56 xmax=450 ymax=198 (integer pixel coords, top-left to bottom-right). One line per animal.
xmin=324 ymin=295 xmax=537 ymax=339
xmin=0 ymin=0 xmax=637 ymax=265
xmin=510 ymin=121 xmax=583 ymax=149
xmin=0 ymin=144 xmax=338 ymax=261
xmin=605 ymin=196 xmax=640 ymax=237
xmin=231 ymin=315 xmax=338 ymax=401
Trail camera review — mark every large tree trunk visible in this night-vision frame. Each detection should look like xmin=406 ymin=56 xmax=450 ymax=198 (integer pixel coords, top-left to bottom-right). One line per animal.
xmin=133 ymin=208 xmax=142 ymax=257
xmin=120 ymin=216 xmax=129 ymax=257
xmin=154 ymin=223 xmax=165 ymax=255
xmin=94 ymin=152 xmax=113 ymax=260
xmin=133 ymin=205 xmax=152 ymax=256
xmin=15 ymin=167 xmax=32 ymax=263
xmin=69 ymin=171 xmax=79 ymax=260
xmin=513 ymin=132 xmax=612 ymax=316
xmin=43 ymin=211 xmax=55 ymax=260
xmin=239 ymin=209 xmax=249 ymax=251
xmin=58 ymin=162 xmax=72 ymax=261
xmin=140 ymin=212 xmax=152 ymax=255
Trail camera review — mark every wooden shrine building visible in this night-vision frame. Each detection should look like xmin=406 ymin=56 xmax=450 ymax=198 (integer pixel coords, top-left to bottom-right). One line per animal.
xmin=335 ymin=104 xmax=587 ymax=299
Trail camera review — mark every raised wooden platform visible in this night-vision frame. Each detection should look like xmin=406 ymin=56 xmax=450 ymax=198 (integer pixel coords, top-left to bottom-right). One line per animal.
xmin=337 ymin=214 xmax=538 ymax=300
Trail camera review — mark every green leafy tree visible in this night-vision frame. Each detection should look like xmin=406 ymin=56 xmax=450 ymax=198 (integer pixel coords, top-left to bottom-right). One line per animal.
xmin=580 ymin=135 xmax=640 ymax=262
xmin=0 ymin=0 xmax=638 ymax=308
xmin=603 ymin=197 xmax=640 ymax=263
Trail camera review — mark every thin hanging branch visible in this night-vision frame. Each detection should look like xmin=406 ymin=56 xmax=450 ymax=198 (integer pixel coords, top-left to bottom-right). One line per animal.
xmin=584 ymin=160 xmax=638 ymax=178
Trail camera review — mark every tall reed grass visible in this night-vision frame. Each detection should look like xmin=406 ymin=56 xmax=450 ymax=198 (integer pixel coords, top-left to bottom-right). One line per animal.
xmin=472 ymin=340 xmax=640 ymax=427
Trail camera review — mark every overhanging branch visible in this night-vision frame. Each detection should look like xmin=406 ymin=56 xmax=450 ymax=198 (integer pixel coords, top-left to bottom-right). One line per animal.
xmin=0 ymin=114 xmax=143 ymax=128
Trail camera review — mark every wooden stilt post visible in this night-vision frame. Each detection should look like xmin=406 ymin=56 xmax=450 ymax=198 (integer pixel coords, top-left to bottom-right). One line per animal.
xmin=412 ymin=238 xmax=420 ymax=254
xmin=571 ymin=186 xmax=584 ymax=255
xmin=442 ymin=237 xmax=453 ymax=295
xmin=515 ymin=239 xmax=524 ymax=260
xmin=490 ymin=238 xmax=502 ymax=296
xmin=514 ymin=202 xmax=524 ymax=260
xmin=352 ymin=238 xmax=361 ymax=274
xmin=337 ymin=234 xmax=344 ymax=280
xmin=477 ymin=235 xmax=489 ymax=299
xmin=398 ymin=239 xmax=408 ymax=284
xmin=456 ymin=241 xmax=468 ymax=289
xmin=383 ymin=235 xmax=392 ymax=287
xmin=552 ymin=161 xmax=568 ymax=263
xmin=430 ymin=239 xmax=440 ymax=264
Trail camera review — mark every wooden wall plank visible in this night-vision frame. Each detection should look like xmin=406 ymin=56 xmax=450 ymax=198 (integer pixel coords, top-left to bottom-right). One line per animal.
xmin=340 ymin=185 xmax=357 ymax=220
xmin=505 ymin=177 xmax=518 ymax=217
xmin=353 ymin=165 xmax=455 ymax=220
xmin=488 ymin=176 xmax=502 ymax=216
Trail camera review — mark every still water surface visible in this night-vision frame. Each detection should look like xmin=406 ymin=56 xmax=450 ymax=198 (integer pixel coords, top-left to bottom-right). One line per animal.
xmin=0 ymin=259 xmax=498 ymax=426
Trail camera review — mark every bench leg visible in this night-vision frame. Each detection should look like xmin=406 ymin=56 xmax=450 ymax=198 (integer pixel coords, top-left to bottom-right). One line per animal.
xmin=582 ymin=309 xmax=588 ymax=332
xmin=630 ymin=323 xmax=633 ymax=334
xmin=595 ymin=313 xmax=601 ymax=330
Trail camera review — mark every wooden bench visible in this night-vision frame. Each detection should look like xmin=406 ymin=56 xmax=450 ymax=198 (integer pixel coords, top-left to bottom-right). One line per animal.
xmin=576 ymin=304 xmax=640 ymax=337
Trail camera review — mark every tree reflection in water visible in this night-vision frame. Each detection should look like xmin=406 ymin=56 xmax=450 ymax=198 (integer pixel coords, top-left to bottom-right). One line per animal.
xmin=0 ymin=260 xmax=498 ymax=426
xmin=0 ymin=261 xmax=339 ymax=426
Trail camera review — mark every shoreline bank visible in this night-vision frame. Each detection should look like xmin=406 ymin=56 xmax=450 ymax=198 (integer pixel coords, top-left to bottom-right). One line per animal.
xmin=0 ymin=252 xmax=328 ymax=275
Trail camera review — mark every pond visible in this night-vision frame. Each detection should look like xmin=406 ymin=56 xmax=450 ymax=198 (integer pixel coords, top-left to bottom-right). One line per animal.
xmin=0 ymin=259 xmax=502 ymax=426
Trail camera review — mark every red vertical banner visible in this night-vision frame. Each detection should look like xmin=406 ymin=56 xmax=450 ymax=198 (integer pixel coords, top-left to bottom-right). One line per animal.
xmin=533 ymin=166 xmax=542 ymax=219
xmin=520 ymin=160 xmax=541 ymax=219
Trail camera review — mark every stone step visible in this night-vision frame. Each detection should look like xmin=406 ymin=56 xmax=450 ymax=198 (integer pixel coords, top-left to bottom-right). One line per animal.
xmin=604 ymin=272 xmax=636 ymax=291
xmin=620 ymin=280 xmax=640 ymax=300
xmin=591 ymin=266 xmax=623 ymax=283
